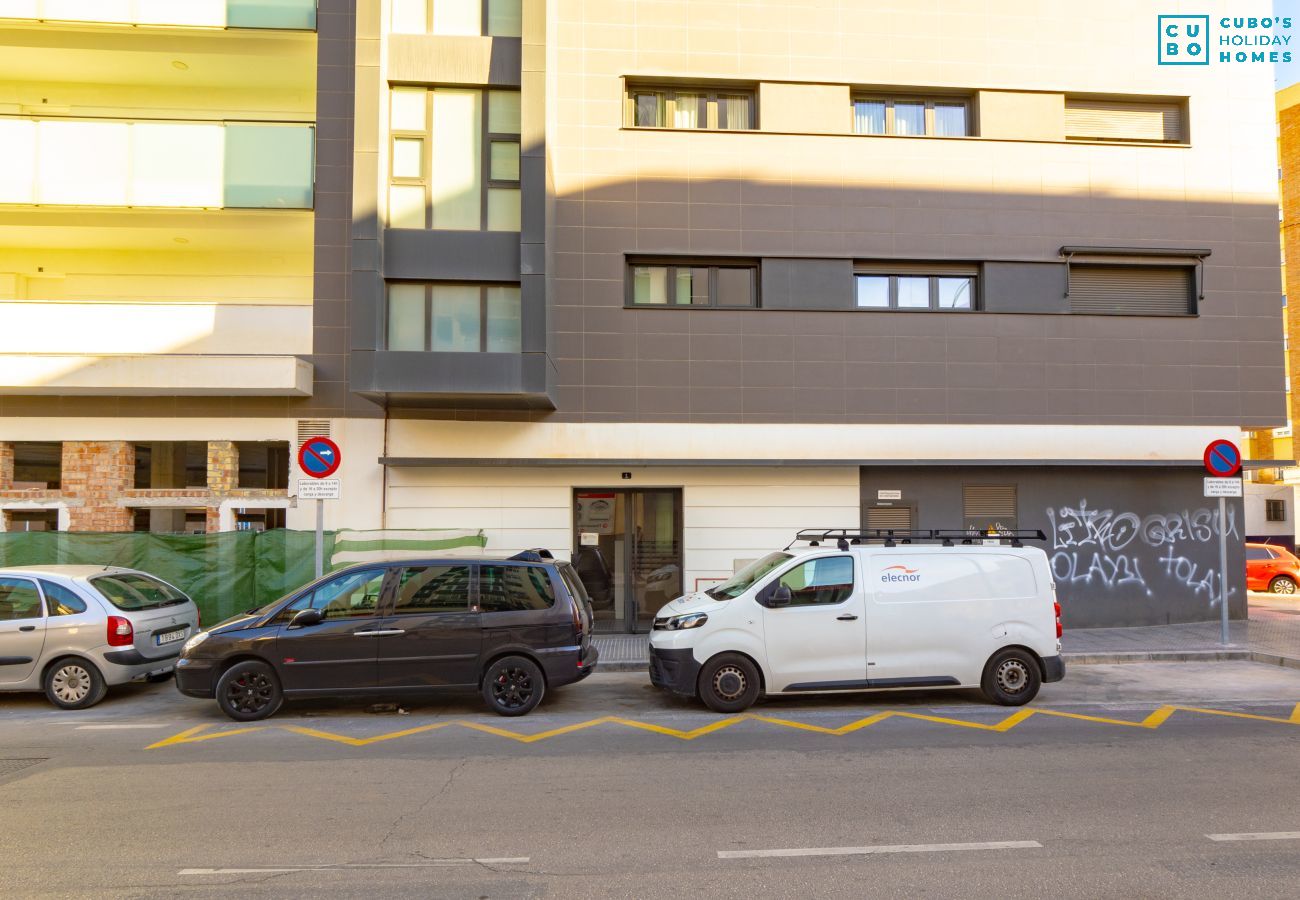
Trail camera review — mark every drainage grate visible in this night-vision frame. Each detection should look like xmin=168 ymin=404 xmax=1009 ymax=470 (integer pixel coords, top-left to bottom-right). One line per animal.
xmin=0 ymin=758 xmax=48 ymax=779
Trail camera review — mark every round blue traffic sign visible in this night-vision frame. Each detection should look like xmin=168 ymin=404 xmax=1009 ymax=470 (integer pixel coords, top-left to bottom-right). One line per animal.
xmin=298 ymin=437 xmax=342 ymax=478
xmin=1202 ymin=439 xmax=1241 ymax=478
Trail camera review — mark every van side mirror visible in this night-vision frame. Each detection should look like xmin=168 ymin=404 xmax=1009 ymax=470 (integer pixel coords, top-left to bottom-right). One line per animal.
xmin=769 ymin=584 xmax=792 ymax=608
xmin=289 ymin=608 xmax=324 ymax=628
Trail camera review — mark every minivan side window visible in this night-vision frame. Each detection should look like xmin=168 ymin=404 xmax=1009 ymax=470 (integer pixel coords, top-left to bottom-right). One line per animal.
xmin=393 ymin=566 xmax=471 ymax=614
xmin=40 ymin=581 xmax=88 ymax=616
xmin=775 ymin=556 xmax=855 ymax=607
xmin=276 ymin=569 xmax=387 ymax=623
xmin=480 ymin=565 xmax=556 ymax=612
xmin=0 ymin=577 xmax=42 ymax=621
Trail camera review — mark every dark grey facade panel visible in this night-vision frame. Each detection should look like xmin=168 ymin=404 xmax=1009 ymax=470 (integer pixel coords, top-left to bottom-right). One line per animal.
xmin=760 ymin=258 xmax=854 ymax=309
xmin=859 ymin=465 xmax=1246 ymax=628
xmin=383 ymin=230 xmax=523 ymax=281
xmin=353 ymin=350 xmax=554 ymax=407
xmin=981 ymin=262 xmax=1070 ymax=313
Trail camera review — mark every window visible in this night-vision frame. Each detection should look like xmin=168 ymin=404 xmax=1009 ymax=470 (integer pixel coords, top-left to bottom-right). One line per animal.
xmin=5 ymin=510 xmax=58 ymax=532
xmin=1266 ymin=499 xmax=1287 ymax=522
xmin=388 ymin=87 xmax=520 ymax=231
xmin=854 ymin=272 xmax=976 ymax=311
xmin=40 ymin=581 xmax=87 ymax=617
xmin=393 ymin=566 xmax=471 ymax=613
xmin=12 ymin=442 xmax=61 ymax=489
xmin=479 ymin=565 xmax=556 ymax=612
xmin=1067 ymin=265 xmax=1194 ymax=316
xmin=133 ymin=442 xmax=207 ymax=490
xmin=628 ymin=261 xmax=758 ymax=307
xmin=1065 ymin=98 xmax=1184 ymax=143
xmin=391 ymin=0 xmax=522 ymax=37
xmin=773 ymin=556 xmax=855 ymax=607
xmin=627 ymin=86 xmax=754 ymax=130
xmin=277 ymin=569 xmax=388 ymax=622
xmin=1246 ymin=546 xmax=1276 ymax=561
xmin=0 ymin=577 xmax=42 ymax=621
xmin=386 ymin=283 xmax=522 ymax=352
xmin=236 ymin=441 xmax=290 ymax=490
xmin=963 ymin=485 xmax=1017 ymax=534
xmin=89 ymin=573 xmax=189 ymax=612
xmin=853 ymin=97 xmax=970 ymax=137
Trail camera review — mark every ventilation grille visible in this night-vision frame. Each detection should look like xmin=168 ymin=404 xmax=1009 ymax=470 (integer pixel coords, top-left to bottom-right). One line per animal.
xmin=1069 ymin=265 xmax=1194 ymax=316
xmin=1065 ymin=99 xmax=1182 ymax=143
xmin=296 ymin=419 xmax=331 ymax=450
xmin=866 ymin=506 xmax=913 ymax=531
xmin=963 ymin=485 xmax=1017 ymax=520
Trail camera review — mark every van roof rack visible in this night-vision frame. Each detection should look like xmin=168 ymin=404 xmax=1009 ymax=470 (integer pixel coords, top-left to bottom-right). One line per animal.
xmin=786 ymin=528 xmax=1048 ymax=550
xmin=508 ymin=548 xmax=555 ymax=562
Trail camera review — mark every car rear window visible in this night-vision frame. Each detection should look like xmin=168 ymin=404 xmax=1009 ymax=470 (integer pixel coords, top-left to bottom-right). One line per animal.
xmin=557 ymin=563 xmax=590 ymax=605
xmin=479 ymin=564 xmax=556 ymax=612
xmin=89 ymin=573 xmax=189 ymax=612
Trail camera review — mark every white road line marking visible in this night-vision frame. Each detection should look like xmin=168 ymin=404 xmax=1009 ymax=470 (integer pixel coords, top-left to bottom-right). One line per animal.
xmin=178 ymin=859 xmax=529 ymax=875
xmin=1207 ymin=832 xmax=1300 ymax=842
xmin=75 ymin=724 xmax=169 ymax=730
xmin=717 ymin=841 xmax=1042 ymax=859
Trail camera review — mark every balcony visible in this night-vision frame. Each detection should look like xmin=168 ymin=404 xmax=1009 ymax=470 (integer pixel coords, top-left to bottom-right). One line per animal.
xmin=0 ymin=118 xmax=314 ymax=209
xmin=0 ymin=1 xmax=317 ymax=30
xmin=351 ymin=351 xmax=554 ymax=409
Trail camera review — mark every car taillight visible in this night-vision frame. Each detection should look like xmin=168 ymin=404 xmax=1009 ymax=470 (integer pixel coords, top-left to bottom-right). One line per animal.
xmin=1054 ymin=601 xmax=1063 ymax=638
xmin=107 ymin=616 xmax=133 ymax=647
xmin=196 ymin=608 xmax=202 ymax=628
xmin=570 ymin=598 xmax=584 ymax=638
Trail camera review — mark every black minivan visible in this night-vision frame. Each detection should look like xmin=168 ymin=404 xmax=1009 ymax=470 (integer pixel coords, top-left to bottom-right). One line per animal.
xmin=174 ymin=550 xmax=597 ymax=721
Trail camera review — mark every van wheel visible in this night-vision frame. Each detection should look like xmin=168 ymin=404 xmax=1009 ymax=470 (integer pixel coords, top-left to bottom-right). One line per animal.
xmin=980 ymin=649 xmax=1041 ymax=706
xmin=1269 ymin=575 xmax=1297 ymax=595
xmin=482 ymin=656 xmax=545 ymax=717
xmin=698 ymin=653 xmax=761 ymax=713
xmin=44 ymin=658 xmax=108 ymax=710
xmin=216 ymin=661 xmax=283 ymax=722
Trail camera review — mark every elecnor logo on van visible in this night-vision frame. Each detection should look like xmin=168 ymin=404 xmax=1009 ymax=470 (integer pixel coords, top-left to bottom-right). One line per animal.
xmin=880 ymin=565 xmax=921 ymax=583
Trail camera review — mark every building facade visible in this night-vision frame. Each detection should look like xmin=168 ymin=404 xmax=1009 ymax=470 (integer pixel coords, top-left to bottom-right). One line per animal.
xmin=0 ymin=1 xmax=1285 ymax=629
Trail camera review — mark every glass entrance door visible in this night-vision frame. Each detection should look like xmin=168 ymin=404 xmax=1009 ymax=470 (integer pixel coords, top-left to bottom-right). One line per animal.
xmin=572 ymin=488 xmax=682 ymax=633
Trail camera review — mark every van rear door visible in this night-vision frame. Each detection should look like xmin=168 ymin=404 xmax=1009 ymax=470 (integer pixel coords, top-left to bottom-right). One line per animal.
xmin=865 ymin=552 xmax=1041 ymax=686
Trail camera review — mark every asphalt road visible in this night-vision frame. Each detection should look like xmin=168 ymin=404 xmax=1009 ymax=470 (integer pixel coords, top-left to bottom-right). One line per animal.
xmin=2 ymin=661 xmax=1299 ymax=899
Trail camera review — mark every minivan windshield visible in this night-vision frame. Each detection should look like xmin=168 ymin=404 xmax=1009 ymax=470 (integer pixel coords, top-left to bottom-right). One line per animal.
xmin=706 ymin=552 xmax=793 ymax=600
xmin=89 ymin=573 xmax=190 ymax=612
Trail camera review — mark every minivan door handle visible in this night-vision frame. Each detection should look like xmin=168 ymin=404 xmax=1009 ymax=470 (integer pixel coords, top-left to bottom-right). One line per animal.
xmin=836 ymin=614 xmax=859 ymax=621
xmin=19 ymin=625 xmax=36 ymax=632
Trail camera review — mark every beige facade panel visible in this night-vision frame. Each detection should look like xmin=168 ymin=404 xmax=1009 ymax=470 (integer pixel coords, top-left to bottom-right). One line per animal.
xmin=976 ymin=90 xmax=1064 ymax=141
xmin=758 ymin=82 xmax=850 ymax=134
xmin=386 ymin=33 xmax=522 ymax=87
xmin=0 ymin=354 xmax=313 ymax=396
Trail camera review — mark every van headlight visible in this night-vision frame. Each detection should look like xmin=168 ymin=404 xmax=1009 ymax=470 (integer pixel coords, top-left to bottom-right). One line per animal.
xmin=182 ymin=631 xmax=209 ymax=654
xmin=659 ymin=612 xmax=708 ymax=631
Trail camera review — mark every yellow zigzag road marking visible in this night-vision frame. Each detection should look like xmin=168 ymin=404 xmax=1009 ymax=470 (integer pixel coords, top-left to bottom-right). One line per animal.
xmin=145 ymin=702 xmax=1300 ymax=749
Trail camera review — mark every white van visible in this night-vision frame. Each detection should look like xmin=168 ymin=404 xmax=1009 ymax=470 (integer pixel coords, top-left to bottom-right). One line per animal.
xmin=648 ymin=529 xmax=1064 ymax=712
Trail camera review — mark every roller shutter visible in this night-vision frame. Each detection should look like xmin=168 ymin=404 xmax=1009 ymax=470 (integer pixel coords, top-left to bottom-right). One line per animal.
xmin=1065 ymin=99 xmax=1183 ymax=143
xmin=963 ymin=485 xmax=1017 ymax=533
xmin=1069 ymin=265 xmax=1194 ymax=315
xmin=866 ymin=506 xmax=913 ymax=531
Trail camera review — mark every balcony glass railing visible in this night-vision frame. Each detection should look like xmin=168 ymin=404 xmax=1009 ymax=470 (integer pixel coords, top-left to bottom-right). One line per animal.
xmin=0 ymin=0 xmax=316 ymax=30
xmin=0 ymin=118 xmax=314 ymax=209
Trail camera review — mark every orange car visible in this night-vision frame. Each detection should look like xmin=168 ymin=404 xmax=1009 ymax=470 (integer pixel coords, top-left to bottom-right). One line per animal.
xmin=1245 ymin=542 xmax=1300 ymax=594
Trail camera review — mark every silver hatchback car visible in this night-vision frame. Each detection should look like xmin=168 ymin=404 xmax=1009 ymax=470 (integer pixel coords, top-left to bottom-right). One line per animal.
xmin=0 ymin=566 xmax=200 ymax=710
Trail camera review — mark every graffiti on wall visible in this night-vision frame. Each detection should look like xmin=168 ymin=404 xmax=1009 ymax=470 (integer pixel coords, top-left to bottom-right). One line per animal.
xmin=1046 ymin=500 xmax=1239 ymax=605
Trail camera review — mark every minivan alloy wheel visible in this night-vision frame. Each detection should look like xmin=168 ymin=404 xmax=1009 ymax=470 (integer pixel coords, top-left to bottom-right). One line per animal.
xmin=712 ymin=664 xmax=748 ymax=701
xmin=51 ymin=664 xmax=93 ymax=704
xmin=224 ymin=670 xmax=276 ymax=715
xmin=491 ymin=666 xmax=535 ymax=710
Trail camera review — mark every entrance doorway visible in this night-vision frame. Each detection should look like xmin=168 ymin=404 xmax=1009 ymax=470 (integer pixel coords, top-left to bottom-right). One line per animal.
xmin=571 ymin=488 xmax=682 ymax=633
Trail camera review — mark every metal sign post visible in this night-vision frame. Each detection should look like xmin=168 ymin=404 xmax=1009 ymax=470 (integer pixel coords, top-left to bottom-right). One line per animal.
xmin=297 ymin=438 xmax=343 ymax=580
xmin=1202 ymin=438 xmax=1243 ymax=647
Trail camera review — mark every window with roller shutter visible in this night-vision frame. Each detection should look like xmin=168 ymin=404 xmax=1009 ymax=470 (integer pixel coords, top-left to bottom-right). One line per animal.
xmin=866 ymin=506 xmax=913 ymax=532
xmin=1068 ymin=265 xmax=1195 ymax=316
xmin=963 ymin=485 xmax=1017 ymax=534
xmin=1065 ymin=98 xmax=1185 ymax=143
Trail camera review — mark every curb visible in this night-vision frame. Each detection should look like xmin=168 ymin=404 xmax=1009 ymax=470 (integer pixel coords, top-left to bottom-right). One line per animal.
xmin=594 ymin=651 xmax=1300 ymax=674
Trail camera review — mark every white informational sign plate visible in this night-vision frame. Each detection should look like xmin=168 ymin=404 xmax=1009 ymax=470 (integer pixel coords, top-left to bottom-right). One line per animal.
xmin=579 ymin=531 xmax=600 ymax=546
xmin=877 ymin=489 xmax=902 ymax=500
xmin=298 ymin=479 xmax=341 ymax=500
xmin=1203 ymin=477 xmax=1242 ymax=498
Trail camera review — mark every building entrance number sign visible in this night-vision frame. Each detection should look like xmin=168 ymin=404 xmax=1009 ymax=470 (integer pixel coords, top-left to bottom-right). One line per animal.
xmin=297 ymin=437 xmax=342 ymax=578
xmin=1201 ymin=438 xmax=1241 ymax=647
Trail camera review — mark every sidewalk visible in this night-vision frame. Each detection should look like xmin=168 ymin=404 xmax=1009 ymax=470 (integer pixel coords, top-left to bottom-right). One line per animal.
xmin=591 ymin=593 xmax=1300 ymax=673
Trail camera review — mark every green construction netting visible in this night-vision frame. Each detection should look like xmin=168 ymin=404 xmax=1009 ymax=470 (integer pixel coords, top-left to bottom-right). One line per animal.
xmin=0 ymin=528 xmax=485 ymax=625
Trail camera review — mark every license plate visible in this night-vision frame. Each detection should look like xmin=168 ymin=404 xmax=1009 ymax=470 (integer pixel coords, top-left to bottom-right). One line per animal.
xmin=155 ymin=628 xmax=186 ymax=646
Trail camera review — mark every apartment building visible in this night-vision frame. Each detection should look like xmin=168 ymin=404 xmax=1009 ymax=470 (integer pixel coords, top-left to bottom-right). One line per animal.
xmin=0 ymin=1 xmax=1285 ymax=629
